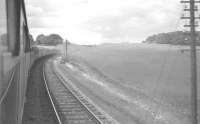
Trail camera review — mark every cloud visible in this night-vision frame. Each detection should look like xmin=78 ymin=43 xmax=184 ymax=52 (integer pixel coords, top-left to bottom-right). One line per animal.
xmin=84 ymin=0 xmax=181 ymax=42
xmin=25 ymin=0 xmax=182 ymax=44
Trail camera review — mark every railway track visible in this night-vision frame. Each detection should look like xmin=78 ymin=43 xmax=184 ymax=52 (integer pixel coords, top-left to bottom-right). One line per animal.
xmin=43 ymin=64 xmax=62 ymax=124
xmin=22 ymin=58 xmax=60 ymax=124
xmin=44 ymin=60 xmax=116 ymax=124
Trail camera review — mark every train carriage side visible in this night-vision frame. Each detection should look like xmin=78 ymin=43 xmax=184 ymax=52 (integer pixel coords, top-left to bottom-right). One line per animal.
xmin=0 ymin=0 xmax=33 ymax=124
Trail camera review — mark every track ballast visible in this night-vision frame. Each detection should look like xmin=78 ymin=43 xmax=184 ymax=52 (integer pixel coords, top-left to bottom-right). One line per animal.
xmin=45 ymin=59 xmax=116 ymax=124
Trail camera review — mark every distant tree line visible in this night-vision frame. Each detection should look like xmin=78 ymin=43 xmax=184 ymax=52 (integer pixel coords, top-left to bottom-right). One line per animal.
xmin=36 ymin=34 xmax=63 ymax=46
xmin=0 ymin=33 xmax=63 ymax=47
xmin=143 ymin=31 xmax=200 ymax=45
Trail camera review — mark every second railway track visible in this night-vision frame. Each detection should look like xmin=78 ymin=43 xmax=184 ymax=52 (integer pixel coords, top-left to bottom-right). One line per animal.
xmin=44 ymin=59 xmax=116 ymax=124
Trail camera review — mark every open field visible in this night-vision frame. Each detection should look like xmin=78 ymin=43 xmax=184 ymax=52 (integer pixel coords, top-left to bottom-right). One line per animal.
xmin=60 ymin=43 xmax=200 ymax=123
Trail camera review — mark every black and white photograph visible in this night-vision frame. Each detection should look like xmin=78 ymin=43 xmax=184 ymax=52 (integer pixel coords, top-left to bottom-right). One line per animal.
xmin=0 ymin=0 xmax=200 ymax=124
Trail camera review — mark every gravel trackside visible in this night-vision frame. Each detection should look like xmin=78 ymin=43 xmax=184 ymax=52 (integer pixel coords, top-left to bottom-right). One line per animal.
xmin=22 ymin=57 xmax=59 ymax=124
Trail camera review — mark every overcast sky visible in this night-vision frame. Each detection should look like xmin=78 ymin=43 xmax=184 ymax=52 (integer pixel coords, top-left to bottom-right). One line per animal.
xmin=25 ymin=0 xmax=182 ymax=45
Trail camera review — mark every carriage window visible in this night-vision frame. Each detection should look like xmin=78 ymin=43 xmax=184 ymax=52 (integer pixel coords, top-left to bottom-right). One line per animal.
xmin=0 ymin=0 xmax=7 ymax=50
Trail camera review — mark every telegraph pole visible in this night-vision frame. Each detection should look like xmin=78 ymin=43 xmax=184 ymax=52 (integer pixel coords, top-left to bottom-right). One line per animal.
xmin=190 ymin=1 xmax=198 ymax=124
xmin=181 ymin=0 xmax=198 ymax=124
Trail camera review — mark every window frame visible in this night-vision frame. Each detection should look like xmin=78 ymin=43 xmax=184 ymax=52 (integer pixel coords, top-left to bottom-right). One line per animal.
xmin=23 ymin=24 xmax=30 ymax=53
xmin=6 ymin=0 xmax=21 ymax=56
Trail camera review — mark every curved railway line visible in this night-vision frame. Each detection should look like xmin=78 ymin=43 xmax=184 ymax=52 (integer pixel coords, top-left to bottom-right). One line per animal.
xmin=44 ymin=59 xmax=116 ymax=124
xmin=23 ymin=57 xmax=116 ymax=124
xmin=43 ymin=64 xmax=62 ymax=124
xmin=22 ymin=57 xmax=60 ymax=124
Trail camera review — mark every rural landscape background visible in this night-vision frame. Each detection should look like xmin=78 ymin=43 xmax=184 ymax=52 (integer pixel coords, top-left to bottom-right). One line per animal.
xmin=24 ymin=0 xmax=200 ymax=123
xmin=27 ymin=24 xmax=200 ymax=123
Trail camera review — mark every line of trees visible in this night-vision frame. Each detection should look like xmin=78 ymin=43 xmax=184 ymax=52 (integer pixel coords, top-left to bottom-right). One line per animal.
xmin=35 ymin=34 xmax=63 ymax=46
xmin=143 ymin=31 xmax=200 ymax=45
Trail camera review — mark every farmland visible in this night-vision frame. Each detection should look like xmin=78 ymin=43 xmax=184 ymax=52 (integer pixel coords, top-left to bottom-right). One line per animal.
xmin=60 ymin=43 xmax=200 ymax=123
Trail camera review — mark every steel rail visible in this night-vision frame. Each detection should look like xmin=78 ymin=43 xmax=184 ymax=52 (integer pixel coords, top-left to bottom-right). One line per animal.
xmin=42 ymin=64 xmax=62 ymax=124
xmin=52 ymin=66 xmax=103 ymax=124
